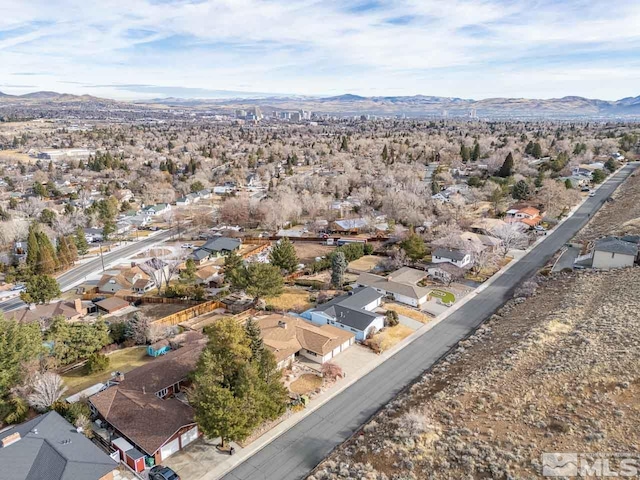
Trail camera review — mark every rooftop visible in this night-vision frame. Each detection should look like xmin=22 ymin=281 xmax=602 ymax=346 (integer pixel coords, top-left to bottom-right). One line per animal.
xmin=0 ymin=411 xmax=117 ymax=480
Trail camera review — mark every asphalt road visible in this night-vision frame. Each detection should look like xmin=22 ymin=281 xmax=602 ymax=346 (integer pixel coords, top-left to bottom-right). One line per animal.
xmin=0 ymin=228 xmax=176 ymax=312
xmin=222 ymin=164 xmax=637 ymax=480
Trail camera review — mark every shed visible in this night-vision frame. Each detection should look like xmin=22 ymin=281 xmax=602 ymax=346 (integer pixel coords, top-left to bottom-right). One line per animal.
xmin=95 ymin=297 xmax=130 ymax=314
xmin=112 ymin=437 xmax=146 ymax=473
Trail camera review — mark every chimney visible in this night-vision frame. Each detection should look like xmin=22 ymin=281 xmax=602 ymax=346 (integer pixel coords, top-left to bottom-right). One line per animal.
xmin=1 ymin=432 xmax=21 ymax=448
xmin=142 ymin=386 xmax=146 ymax=394
xmin=114 ymin=371 xmax=125 ymax=382
xmin=74 ymin=298 xmax=84 ymax=315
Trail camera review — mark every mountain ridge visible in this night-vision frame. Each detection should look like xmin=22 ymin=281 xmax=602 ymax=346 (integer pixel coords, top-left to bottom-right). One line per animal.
xmin=0 ymin=90 xmax=639 ymax=117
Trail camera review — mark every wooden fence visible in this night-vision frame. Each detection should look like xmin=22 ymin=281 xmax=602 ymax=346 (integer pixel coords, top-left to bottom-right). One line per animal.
xmin=241 ymin=242 xmax=271 ymax=259
xmin=121 ymin=295 xmax=201 ymax=306
xmin=152 ymin=300 xmax=223 ymax=327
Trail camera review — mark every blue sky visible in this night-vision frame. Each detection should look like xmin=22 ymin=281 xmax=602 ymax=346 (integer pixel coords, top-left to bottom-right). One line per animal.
xmin=0 ymin=0 xmax=639 ymax=100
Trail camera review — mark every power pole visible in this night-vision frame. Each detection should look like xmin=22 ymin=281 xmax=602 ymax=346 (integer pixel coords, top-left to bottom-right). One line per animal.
xmin=99 ymin=243 xmax=106 ymax=272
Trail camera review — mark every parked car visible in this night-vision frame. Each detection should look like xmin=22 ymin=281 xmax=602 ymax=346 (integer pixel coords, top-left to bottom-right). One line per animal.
xmin=181 ymin=243 xmax=194 ymax=249
xmin=149 ymin=466 xmax=180 ymax=480
xmin=10 ymin=284 xmax=25 ymax=291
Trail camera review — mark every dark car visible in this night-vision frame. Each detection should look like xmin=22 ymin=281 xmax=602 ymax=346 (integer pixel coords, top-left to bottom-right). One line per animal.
xmin=149 ymin=466 xmax=180 ymax=480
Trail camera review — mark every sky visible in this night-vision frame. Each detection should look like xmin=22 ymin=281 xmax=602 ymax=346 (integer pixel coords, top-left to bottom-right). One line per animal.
xmin=0 ymin=0 xmax=639 ymax=101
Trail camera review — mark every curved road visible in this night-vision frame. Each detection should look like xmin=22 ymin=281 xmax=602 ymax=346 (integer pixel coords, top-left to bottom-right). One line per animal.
xmin=0 ymin=228 xmax=176 ymax=312
xmin=222 ymin=164 xmax=637 ymax=480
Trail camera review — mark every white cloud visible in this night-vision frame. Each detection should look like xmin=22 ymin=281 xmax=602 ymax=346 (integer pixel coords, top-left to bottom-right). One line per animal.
xmin=0 ymin=0 xmax=638 ymax=99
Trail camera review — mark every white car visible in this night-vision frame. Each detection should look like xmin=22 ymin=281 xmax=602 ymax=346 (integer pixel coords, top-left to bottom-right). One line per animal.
xmin=588 ymin=191 xmax=596 ymax=197
xmin=181 ymin=243 xmax=194 ymax=249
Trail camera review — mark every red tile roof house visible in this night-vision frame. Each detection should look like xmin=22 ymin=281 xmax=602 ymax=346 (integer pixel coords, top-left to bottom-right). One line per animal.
xmin=89 ymin=336 xmax=207 ymax=470
xmin=505 ymin=206 xmax=543 ymax=228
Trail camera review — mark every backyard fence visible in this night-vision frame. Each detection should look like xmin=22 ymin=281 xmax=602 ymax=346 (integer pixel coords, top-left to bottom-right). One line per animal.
xmin=151 ymin=300 xmax=223 ymax=326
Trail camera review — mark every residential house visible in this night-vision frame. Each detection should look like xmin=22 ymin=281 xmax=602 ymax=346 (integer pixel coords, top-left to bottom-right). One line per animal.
xmin=459 ymin=231 xmax=502 ymax=252
xmin=194 ymin=265 xmax=222 ymax=287
xmin=427 ymin=262 xmax=466 ymax=284
xmin=97 ymin=267 xmax=148 ymax=294
xmin=89 ymin=336 xmax=207 ymax=467
xmin=505 ymin=207 xmax=543 ymax=228
xmin=189 ymin=248 xmax=212 ymax=265
xmin=0 ymin=411 xmax=119 ymax=480
xmin=470 ymin=218 xmax=508 ymax=236
xmin=213 ymin=185 xmax=234 ymax=195
xmin=331 ymin=217 xmax=368 ymax=234
xmin=6 ymin=299 xmax=87 ymax=326
xmin=257 ymin=314 xmax=355 ymax=368
xmin=572 ymin=162 xmax=605 ymax=178
xmin=575 ymin=236 xmax=639 ymax=270
xmin=301 ymin=287 xmax=385 ymax=341
xmin=193 ymin=237 xmax=242 ymax=261
xmin=13 ymin=240 xmax=28 ymax=261
xmin=144 ymin=203 xmax=171 ymax=216
xmin=197 ymin=188 xmax=212 ymax=199
xmin=175 ymin=196 xmax=190 ymax=206
xmin=355 ymin=267 xmax=431 ymax=307
xmin=84 ymin=227 xmax=104 ymax=243
xmin=432 ymin=248 xmax=473 ymax=268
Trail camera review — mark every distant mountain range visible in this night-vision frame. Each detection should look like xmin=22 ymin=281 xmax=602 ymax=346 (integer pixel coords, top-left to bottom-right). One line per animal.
xmin=1 ymin=90 xmax=639 ymax=118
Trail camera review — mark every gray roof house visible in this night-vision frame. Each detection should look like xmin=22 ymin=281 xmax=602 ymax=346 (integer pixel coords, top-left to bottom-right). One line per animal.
xmin=356 ymin=267 xmax=431 ymax=306
xmin=201 ymin=237 xmax=241 ymax=255
xmin=302 ymin=287 xmax=385 ymax=341
xmin=431 ymin=247 xmax=473 ymax=269
xmin=0 ymin=411 xmax=118 ymax=480
xmin=575 ymin=236 xmax=639 ymax=270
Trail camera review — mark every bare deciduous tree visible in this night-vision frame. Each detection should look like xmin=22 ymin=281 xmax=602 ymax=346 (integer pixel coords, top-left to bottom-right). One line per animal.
xmin=28 ymin=372 xmax=67 ymax=411
xmin=492 ymin=223 xmax=529 ymax=256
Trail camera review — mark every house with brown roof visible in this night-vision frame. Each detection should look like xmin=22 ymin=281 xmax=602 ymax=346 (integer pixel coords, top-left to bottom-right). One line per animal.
xmin=97 ymin=266 xmax=150 ymax=294
xmin=6 ymin=299 xmax=87 ymax=326
xmin=257 ymin=314 xmax=355 ymax=368
xmin=89 ymin=335 xmax=207 ymax=468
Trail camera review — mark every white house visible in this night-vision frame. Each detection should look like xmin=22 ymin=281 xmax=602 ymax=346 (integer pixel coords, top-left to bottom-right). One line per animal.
xmin=84 ymin=228 xmax=104 ymax=243
xmin=355 ymin=267 xmax=431 ymax=307
xmin=175 ymin=197 xmax=191 ymax=206
xmin=301 ymin=287 xmax=384 ymax=341
xmin=431 ymin=248 xmax=472 ymax=268
xmin=144 ymin=203 xmax=171 ymax=216
xmin=590 ymin=237 xmax=638 ymax=269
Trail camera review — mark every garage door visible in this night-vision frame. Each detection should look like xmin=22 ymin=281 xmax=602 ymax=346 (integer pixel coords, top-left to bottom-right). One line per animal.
xmin=180 ymin=427 xmax=198 ymax=448
xmin=160 ymin=438 xmax=180 ymax=460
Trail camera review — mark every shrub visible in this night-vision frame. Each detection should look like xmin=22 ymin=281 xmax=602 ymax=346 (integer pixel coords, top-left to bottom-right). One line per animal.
xmin=85 ymin=353 xmax=110 ymax=374
xmin=385 ymin=310 xmax=399 ymax=327
xmin=321 ymin=362 xmax=343 ymax=380
xmin=363 ymin=243 xmax=374 ymax=255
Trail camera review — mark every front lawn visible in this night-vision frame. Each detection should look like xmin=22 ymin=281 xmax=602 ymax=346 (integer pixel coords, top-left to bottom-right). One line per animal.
xmin=384 ymin=303 xmax=430 ymax=323
xmin=289 ymin=374 xmax=323 ymax=394
xmin=429 ymin=289 xmax=456 ymax=304
xmin=62 ymin=346 xmax=152 ymax=395
xmin=369 ymin=324 xmax=414 ymax=352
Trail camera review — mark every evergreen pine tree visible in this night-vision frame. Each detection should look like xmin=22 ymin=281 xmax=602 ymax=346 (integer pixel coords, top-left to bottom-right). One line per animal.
xmin=56 ymin=237 xmax=70 ymax=269
xmin=26 ymin=224 xmax=40 ymax=271
xmin=35 ymin=232 xmax=58 ymax=274
xmin=245 ymin=317 xmax=264 ymax=360
xmin=498 ymin=152 xmax=515 ymax=178
xmin=269 ymin=238 xmax=298 ymax=273
xmin=331 ymin=252 xmax=347 ymax=288
xmin=74 ymin=226 xmax=89 ymax=256
xmin=471 ymin=142 xmax=480 ymax=161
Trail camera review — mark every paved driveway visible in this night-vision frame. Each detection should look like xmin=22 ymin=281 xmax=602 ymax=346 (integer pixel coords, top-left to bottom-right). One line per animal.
xmin=221 ymin=165 xmax=637 ymax=480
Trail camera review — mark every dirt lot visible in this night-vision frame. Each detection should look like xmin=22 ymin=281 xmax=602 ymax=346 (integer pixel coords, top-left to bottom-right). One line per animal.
xmin=311 ymin=268 xmax=640 ymax=480
xmin=384 ymin=303 xmax=430 ymax=323
xmin=575 ymin=170 xmax=640 ymax=242
xmin=136 ymin=302 xmax=189 ymax=319
xmin=294 ymin=243 xmax=335 ymax=264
